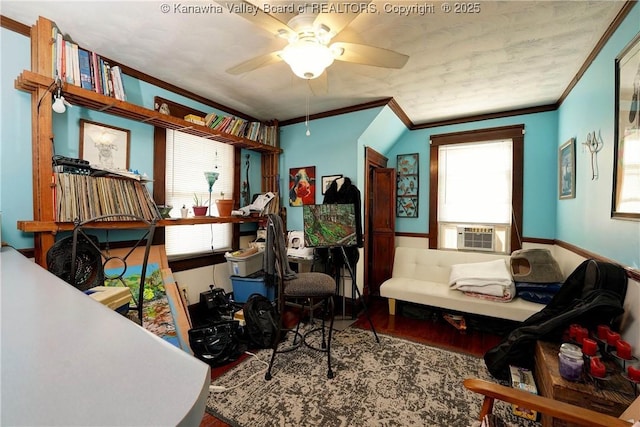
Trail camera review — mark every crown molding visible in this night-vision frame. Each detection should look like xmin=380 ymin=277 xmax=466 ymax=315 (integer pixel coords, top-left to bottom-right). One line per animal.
xmin=279 ymin=97 xmax=393 ymax=126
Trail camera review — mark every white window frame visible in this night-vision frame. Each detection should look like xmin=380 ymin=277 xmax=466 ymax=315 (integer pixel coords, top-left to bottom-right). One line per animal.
xmin=165 ymin=129 xmax=234 ymax=257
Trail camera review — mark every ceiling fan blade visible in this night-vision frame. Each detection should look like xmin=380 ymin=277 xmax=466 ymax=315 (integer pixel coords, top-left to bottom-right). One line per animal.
xmin=313 ymin=1 xmax=372 ymax=36
xmin=307 ymin=72 xmax=328 ymax=96
xmin=331 ymin=42 xmax=409 ymax=69
xmin=216 ymin=1 xmax=295 ymax=38
xmin=226 ymin=51 xmax=283 ymax=75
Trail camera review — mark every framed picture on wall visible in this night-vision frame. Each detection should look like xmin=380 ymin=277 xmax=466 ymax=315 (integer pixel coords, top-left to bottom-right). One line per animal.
xmin=612 ymin=32 xmax=640 ymax=219
xmin=289 ymin=166 xmax=316 ymax=206
xmin=321 ymin=174 xmax=342 ymax=195
xmin=558 ymin=138 xmax=576 ymax=199
xmin=79 ymin=119 xmax=130 ymax=170
xmin=397 ymin=153 xmax=419 ymax=217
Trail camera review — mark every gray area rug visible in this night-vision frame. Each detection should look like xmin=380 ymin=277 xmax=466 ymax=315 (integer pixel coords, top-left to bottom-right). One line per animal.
xmin=206 ymin=327 xmax=540 ymax=427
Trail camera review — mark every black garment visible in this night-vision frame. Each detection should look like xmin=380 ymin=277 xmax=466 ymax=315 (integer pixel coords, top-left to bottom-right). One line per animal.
xmin=323 ymin=177 xmax=363 ymax=248
xmin=483 ymin=259 xmax=628 ymax=380
xmin=314 ymin=177 xmax=363 ymax=274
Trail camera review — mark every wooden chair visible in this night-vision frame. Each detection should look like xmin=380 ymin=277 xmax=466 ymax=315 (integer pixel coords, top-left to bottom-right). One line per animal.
xmin=464 ymin=378 xmax=639 ymax=427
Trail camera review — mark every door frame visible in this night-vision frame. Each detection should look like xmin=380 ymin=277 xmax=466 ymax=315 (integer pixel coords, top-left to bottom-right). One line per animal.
xmin=364 ymin=146 xmax=389 ymax=295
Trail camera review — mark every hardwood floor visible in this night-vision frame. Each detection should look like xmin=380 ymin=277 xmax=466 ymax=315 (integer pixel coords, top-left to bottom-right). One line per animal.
xmin=198 ymin=296 xmax=510 ymax=426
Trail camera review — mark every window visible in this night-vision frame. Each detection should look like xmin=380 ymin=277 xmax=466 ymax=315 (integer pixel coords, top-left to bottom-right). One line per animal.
xmin=438 ymin=139 xmax=512 ymax=252
xmin=429 ymin=125 xmax=524 ymax=253
xmin=165 ymin=130 xmax=234 ymax=257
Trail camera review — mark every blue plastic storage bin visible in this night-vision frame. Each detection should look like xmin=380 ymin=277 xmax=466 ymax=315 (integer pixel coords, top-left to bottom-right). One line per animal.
xmin=231 ymin=272 xmax=275 ymax=303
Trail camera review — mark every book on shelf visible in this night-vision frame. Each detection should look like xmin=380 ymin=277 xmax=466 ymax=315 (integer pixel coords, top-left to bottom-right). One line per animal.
xmin=202 ymin=111 xmax=278 ymax=146
xmin=110 ymin=65 xmax=127 ymax=101
xmin=50 ymin=23 xmax=126 ymax=100
xmin=54 ymin=172 xmax=159 ymax=222
xmin=78 ymin=48 xmax=92 ymax=90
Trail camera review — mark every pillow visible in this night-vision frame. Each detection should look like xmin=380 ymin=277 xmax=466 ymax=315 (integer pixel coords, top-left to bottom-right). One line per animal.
xmin=515 ymin=281 xmax=562 ymax=304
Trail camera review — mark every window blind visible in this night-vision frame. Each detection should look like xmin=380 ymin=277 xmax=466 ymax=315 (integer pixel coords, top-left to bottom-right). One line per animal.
xmin=438 ymin=139 xmax=512 ymax=224
xmin=165 ymin=129 xmax=234 ymax=256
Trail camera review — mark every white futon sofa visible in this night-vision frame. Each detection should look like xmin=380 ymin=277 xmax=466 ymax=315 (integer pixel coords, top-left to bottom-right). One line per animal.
xmin=379 ymin=247 xmax=545 ymax=322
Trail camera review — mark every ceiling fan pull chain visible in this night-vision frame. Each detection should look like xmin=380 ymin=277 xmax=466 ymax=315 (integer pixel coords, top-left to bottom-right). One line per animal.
xmin=305 ymin=94 xmax=311 ymax=136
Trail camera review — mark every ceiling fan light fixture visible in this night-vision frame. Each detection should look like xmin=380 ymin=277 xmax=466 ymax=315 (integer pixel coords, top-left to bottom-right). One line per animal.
xmin=280 ymin=39 xmax=334 ymax=79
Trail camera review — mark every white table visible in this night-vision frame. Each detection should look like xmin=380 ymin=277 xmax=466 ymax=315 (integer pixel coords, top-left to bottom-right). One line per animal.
xmin=0 ymin=247 xmax=210 ymax=426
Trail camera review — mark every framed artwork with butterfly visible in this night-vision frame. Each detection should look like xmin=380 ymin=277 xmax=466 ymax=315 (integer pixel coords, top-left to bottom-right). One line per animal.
xmin=396 ymin=153 xmax=419 ymax=217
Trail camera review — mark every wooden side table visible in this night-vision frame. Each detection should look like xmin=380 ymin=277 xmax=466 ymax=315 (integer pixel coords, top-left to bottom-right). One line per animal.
xmin=534 ymin=341 xmax=635 ymax=427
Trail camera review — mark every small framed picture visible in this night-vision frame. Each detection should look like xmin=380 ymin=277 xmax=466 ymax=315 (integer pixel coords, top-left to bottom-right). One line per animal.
xmin=321 ymin=174 xmax=342 ymax=195
xmin=79 ymin=119 xmax=130 ymax=170
xmin=559 ymin=138 xmax=576 ymax=199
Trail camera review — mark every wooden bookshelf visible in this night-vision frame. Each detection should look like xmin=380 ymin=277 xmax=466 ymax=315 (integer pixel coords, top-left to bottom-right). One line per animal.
xmin=17 ymin=216 xmax=264 ymax=233
xmin=16 ymin=16 xmax=281 ymax=267
xmin=15 ymin=70 xmax=282 ymax=154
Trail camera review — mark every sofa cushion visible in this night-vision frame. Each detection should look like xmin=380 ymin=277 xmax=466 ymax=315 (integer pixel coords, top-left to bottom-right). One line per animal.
xmin=380 ymin=277 xmax=542 ymax=322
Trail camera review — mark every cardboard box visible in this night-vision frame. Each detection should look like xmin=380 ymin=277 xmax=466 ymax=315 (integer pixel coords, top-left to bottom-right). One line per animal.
xmin=509 ymin=365 xmax=538 ymax=421
xmin=225 ymin=249 xmax=263 ymax=277
xmin=231 ymin=272 xmax=275 ymax=303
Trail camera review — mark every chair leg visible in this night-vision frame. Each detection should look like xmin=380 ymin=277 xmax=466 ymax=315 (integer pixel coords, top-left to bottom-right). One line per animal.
xmin=265 ymin=317 xmax=282 ymax=380
xmin=265 ymin=297 xmax=286 ymax=381
xmin=321 ymin=299 xmax=328 ymax=350
xmin=293 ymin=299 xmax=308 ymax=346
xmin=326 ymin=295 xmax=334 ymax=379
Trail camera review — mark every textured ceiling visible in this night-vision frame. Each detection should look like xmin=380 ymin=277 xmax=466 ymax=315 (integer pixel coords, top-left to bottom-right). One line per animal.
xmin=1 ymin=1 xmax=628 ymax=124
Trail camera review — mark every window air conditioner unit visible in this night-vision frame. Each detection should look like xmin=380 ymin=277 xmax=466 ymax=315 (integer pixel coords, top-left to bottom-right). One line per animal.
xmin=456 ymin=226 xmax=495 ymax=252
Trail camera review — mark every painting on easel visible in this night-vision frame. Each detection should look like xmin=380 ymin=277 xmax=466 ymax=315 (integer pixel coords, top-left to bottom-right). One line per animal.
xmin=103 ymin=245 xmax=179 ymax=348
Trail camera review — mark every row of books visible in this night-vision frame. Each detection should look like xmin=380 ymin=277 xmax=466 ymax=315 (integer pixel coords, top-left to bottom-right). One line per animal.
xmin=54 ymin=173 xmax=159 ymax=222
xmin=51 ymin=25 xmax=126 ymax=100
xmin=203 ymin=113 xmax=278 ymax=146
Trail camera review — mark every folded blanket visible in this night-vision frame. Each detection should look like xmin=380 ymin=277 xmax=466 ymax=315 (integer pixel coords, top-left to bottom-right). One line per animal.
xmin=449 ymin=259 xmax=513 ymax=289
xmin=463 ymin=281 xmax=516 ymax=302
xmin=449 ymin=259 xmax=514 ymax=300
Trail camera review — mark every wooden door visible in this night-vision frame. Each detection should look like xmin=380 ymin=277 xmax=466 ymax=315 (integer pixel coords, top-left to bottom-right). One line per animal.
xmin=368 ymin=168 xmax=396 ymax=295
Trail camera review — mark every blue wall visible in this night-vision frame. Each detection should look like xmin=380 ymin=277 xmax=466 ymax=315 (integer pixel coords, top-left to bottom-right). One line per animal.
xmin=279 ymin=107 xmax=383 ymax=231
xmin=279 ymin=105 xmax=408 ymax=231
xmin=386 ymin=110 xmax=559 ymax=238
xmin=1 ymin=28 xmax=32 ymax=248
xmin=557 ymin=3 xmax=640 ymax=268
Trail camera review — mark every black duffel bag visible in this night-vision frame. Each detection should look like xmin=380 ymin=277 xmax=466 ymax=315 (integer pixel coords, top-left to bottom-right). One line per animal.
xmin=188 ymin=320 xmax=245 ymax=366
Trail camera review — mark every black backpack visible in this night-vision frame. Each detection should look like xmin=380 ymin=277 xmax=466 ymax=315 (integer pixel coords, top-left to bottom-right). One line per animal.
xmin=243 ymin=293 xmax=279 ymax=348
xmin=484 ymin=259 xmax=628 ymax=380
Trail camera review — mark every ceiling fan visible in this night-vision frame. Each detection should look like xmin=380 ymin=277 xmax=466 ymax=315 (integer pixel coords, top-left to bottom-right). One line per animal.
xmin=219 ymin=1 xmax=409 ymax=84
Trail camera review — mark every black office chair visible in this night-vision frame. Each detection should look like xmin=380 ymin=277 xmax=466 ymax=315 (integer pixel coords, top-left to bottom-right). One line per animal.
xmin=264 ymin=213 xmax=337 ymax=380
